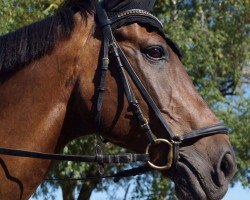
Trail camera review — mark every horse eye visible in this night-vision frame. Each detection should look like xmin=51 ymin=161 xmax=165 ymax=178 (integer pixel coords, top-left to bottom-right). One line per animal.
xmin=144 ymin=46 xmax=165 ymax=60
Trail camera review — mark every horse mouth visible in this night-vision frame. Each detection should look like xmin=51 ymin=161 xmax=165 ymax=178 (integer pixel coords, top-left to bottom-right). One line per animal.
xmin=172 ymin=158 xmax=228 ymax=200
xmin=173 ymin=162 xmax=207 ymax=200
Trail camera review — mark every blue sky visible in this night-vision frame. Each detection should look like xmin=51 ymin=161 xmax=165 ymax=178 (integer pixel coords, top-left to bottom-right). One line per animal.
xmin=223 ymin=183 xmax=250 ymax=200
xmin=90 ymin=182 xmax=250 ymax=200
xmin=31 ymin=181 xmax=249 ymax=200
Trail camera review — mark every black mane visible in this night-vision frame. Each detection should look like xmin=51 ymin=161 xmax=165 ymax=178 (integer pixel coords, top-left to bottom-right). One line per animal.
xmin=0 ymin=0 xmax=94 ymax=75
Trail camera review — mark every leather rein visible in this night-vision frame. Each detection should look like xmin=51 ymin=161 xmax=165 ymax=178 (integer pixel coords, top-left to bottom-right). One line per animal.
xmin=0 ymin=1 xmax=228 ymax=182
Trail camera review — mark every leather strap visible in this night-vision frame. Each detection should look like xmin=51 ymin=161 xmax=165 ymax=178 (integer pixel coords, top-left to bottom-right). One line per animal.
xmin=95 ymin=0 xmax=157 ymax=145
xmin=0 ymin=147 xmax=150 ymax=164
xmin=94 ymin=29 xmax=110 ymax=135
xmin=180 ymin=123 xmax=228 ymax=143
xmin=116 ymin=43 xmax=176 ymax=141
xmin=113 ymin=165 xmax=152 ymax=182
xmin=110 ymin=42 xmax=157 ymax=144
xmin=44 ymin=165 xmax=152 ymax=183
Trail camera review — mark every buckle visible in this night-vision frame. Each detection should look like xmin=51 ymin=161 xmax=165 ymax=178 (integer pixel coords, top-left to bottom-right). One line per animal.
xmin=145 ymin=139 xmax=173 ymax=170
xmin=140 ymin=119 xmax=149 ymax=129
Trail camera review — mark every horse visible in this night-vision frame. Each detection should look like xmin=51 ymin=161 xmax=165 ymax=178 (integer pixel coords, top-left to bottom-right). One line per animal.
xmin=0 ymin=0 xmax=236 ymax=199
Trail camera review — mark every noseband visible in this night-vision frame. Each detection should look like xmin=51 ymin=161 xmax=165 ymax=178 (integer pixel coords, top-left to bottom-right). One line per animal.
xmin=0 ymin=1 xmax=229 ymax=181
xmin=94 ymin=1 xmax=228 ymax=172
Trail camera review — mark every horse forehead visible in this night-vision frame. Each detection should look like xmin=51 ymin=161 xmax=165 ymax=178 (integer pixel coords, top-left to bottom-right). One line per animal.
xmin=115 ymin=23 xmax=160 ymax=43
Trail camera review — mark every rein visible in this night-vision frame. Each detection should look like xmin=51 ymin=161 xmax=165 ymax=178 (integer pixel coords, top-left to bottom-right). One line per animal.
xmin=0 ymin=1 xmax=229 ymax=182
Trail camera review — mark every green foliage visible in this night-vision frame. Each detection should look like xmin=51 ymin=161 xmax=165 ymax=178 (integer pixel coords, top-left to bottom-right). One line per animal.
xmin=154 ymin=0 xmax=250 ymax=191
xmin=0 ymin=0 xmax=249 ymax=199
xmin=155 ymin=0 xmax=249 ymax=98
xmin=0 ymin=0 xmax=63 ymax=35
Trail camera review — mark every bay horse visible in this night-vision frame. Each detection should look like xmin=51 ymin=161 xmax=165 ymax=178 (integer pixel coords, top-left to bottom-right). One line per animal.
xmin=0 ymin=0 xmax=236 ymax=199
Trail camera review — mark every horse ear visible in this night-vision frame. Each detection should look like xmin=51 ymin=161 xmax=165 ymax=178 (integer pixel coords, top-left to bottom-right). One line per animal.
xmin=104 ymin=0 xmax=156 ymax=12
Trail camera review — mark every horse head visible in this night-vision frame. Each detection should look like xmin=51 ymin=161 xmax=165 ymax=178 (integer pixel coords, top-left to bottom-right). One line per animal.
xmin=74 ymin=0 xmax=237 ymax=199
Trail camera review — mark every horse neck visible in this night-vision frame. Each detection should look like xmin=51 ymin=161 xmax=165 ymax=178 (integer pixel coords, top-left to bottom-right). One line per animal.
xmin=0 ymin=13 xmax=96 ymax=200
xmin=0 ymin=13 xmax=95 ymax=154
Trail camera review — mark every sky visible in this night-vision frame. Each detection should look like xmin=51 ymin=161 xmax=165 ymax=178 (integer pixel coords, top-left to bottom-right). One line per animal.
xmin=90 ymin=182 xmax=250 ymax=200
xmin=31 ymin=181 xmax=250 ymax=200
xmin=223 ymin=183 xmax=250 ymax=200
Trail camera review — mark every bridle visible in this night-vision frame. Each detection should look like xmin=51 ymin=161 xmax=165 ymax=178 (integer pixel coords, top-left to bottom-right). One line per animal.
xmin=93 ymin=1 xmax=228 ymax=171
xmin=0 ymin=1 xmax=228 ymax=181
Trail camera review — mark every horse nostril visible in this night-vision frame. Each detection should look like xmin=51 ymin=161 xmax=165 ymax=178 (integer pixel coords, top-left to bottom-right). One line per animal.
xmin=216 ymin=152 xmax=236 ymax=186
xmin=221 ymin=154 xmax=231 ymax=177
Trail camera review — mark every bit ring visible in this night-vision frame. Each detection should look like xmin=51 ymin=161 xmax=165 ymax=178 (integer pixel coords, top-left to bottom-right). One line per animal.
xmin=145 ymin=138 xmax=173 ymax=170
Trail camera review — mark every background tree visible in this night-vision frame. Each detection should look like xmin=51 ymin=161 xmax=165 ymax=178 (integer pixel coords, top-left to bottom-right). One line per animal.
xmin=0 ymin=0 xmax=249 ymax=199
xmin=154 ymin=0 xmax=250 ymax=188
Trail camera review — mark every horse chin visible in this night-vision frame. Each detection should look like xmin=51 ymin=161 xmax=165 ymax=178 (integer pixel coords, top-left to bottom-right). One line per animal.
xmin=173 ymin=162 xmax=207 ymax=200
xmin=172 ymin=161 xmax=228 ymax=200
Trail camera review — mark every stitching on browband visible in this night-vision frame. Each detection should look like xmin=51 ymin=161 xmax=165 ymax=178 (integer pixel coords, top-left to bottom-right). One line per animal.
xmin=110 ymin=9 xmax=163 ymax=28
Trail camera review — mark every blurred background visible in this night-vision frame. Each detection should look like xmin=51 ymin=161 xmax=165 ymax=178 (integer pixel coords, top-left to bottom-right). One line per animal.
xmin=0 ymin=0 xmax=249 ymax=199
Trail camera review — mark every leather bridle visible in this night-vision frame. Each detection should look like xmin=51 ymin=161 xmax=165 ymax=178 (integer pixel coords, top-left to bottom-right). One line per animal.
xmin=93 ymin=0 xmax=228 ymax=172
xmin=0 ymin=1 xmax=228 ymax=181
